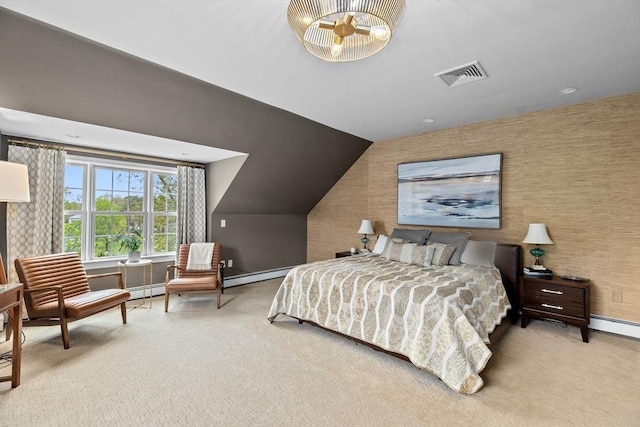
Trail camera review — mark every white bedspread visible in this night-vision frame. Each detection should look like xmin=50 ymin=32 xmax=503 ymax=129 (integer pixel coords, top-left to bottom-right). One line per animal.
xmin=267 ymin=253 xmax=511 ymax=394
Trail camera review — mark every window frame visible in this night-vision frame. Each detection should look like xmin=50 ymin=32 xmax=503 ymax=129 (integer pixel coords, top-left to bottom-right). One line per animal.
xmin=65 ymin=155 xmax=178 ymax=268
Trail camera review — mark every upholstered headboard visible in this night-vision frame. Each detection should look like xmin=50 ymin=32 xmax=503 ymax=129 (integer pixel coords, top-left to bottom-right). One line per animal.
xmin=494 ymin=244 xmax=522 ymax=324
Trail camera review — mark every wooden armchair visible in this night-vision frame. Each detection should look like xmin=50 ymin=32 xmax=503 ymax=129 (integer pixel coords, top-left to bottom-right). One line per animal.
xmin=164 ymin=243 xmax=223 ymax=311
xmin=13 ymin=252 xmax=130 ymax=349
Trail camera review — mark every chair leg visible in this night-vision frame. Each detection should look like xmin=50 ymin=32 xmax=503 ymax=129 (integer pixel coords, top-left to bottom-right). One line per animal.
xmin=121 ymin=302 xmax=127 ymax=324
xmin=60 ymin=317 xmax=70 ymax=349
xmin=5 ymin=316 xmax=12 ymax=341
xmin=164 ymin=292 xmax=169 ymax=312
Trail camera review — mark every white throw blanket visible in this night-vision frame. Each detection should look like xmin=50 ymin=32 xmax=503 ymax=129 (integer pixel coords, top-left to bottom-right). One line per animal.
xmin=186 ymin=243 xmax=215 ymax=270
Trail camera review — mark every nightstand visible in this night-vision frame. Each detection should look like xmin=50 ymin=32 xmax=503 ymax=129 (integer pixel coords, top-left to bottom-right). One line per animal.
xmin=335 ymin=251 xmax=356 ymax=258
xmin=520 ymin=275 xmax=591 ymax=342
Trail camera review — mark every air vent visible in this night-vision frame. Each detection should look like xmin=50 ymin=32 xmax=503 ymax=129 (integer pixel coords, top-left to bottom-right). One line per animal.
xmin=435 ymin=61 xmax=488 ymax=88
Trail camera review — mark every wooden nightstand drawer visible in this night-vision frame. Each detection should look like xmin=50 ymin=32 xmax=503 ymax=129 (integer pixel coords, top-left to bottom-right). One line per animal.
xmin=523 ymin=281 xmax=585 ymax=317
xmin=524 ymin=292 xmax=584 ymax=317
xmin=520 ymin=275 xmax=591 ymax=342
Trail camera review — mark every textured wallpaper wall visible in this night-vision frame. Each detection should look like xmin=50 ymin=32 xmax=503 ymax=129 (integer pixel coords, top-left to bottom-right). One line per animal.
xmin=308 ymin=93 xmax=640 ymax=321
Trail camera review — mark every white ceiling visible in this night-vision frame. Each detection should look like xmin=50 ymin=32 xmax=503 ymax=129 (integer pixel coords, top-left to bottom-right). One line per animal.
xmin=0 ymin=107 xmax=244 ymax=163
xmin=1 ymin=0 xmax=639 ymax=157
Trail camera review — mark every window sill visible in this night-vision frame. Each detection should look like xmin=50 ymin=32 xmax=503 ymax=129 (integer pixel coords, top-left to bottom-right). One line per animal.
xmin=83 ymin=254 xmax=175 ymax=271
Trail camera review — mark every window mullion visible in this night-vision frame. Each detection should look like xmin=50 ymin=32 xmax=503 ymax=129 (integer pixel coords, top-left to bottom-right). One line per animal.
xmin=86 ymin=163 xmax=95 ymax=261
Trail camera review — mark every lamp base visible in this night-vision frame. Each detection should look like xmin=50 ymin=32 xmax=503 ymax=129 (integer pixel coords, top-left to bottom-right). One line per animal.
xmin=361 ymin=235 xmax=369 ymax=251
xmin=530 ymin=246 xmax=545 ymax=267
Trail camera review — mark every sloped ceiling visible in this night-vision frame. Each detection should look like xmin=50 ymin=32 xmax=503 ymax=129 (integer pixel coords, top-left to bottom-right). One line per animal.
xmin=0 ymin=8 xmax=370 ymax=215
xmin=1 ymin=1 xmax=639 ymax=214
xmin=1 ymin=1 xmax=638 ymax=142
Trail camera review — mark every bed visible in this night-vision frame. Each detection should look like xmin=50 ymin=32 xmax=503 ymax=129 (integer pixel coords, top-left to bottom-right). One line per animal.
xmin=267 ymin=243 xmax=521 ymax=394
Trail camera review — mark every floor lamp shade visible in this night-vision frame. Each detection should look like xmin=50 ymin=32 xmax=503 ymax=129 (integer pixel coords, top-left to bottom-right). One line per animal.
xmin=0 ymin=161 xmax=31 ymax=202
xmin=0 ymin=161 xmax=31 ymax=284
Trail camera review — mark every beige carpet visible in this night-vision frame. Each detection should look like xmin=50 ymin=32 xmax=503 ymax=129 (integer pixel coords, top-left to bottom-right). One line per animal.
xmin=1 ymin=278 xmax=638 ymax=427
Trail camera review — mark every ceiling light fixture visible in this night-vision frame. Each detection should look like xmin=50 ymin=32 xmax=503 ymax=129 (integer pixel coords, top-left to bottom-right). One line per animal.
xmin=287 ymin=0 xmax=406 ymax=62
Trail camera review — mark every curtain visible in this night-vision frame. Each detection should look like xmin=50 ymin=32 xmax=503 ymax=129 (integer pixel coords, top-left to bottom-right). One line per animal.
xmin=177 ymin=165 xmax=207 ymax=245
xmin=7 ymin=145 xmax=66 ymax=283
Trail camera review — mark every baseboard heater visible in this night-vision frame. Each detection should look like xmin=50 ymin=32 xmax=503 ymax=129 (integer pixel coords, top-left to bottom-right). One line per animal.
xmin=589 ymin=315 xmax=640 ymax=339
xmin=125 ymin=266 xmax=294 ymax=300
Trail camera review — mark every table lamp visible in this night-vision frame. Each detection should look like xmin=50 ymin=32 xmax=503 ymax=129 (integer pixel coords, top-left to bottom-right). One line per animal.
xmin=0 ymin=161 xmax=31 ymax=284
xmin=357 ymin=219 xmax=374 ymax=251
xmin=522 ymin=223 xmax=553 ymax=269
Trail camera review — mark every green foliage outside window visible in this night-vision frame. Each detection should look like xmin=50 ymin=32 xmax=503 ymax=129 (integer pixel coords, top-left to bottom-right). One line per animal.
xmin=63 ymin=163 xmax=177 ymax=260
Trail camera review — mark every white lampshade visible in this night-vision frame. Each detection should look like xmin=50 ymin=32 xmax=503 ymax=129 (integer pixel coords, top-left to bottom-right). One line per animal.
xmin=357 ymin=220 xmax=374 ymax=235
xmin=0 ymin=161 xmax=31 ymax=202
xmin=522 ymin=223 xmax=553 ymax=245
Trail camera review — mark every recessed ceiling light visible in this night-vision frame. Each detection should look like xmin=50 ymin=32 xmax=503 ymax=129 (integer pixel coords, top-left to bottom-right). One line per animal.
xmin=558 ymin=87 xmax=578 ymax=95
xmin=422 ymin=118 xmax=435 ymax=123
xmin=64 ymin=133 xmax=80 ymax=138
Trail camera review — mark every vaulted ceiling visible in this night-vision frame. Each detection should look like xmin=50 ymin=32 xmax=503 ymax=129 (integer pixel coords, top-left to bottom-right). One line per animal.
xmin=1 ymin=1 xmax=639 ymax=214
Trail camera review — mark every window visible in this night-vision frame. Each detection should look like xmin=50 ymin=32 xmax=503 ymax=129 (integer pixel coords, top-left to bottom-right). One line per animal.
xmin=63 ymin=156 xmax=178 ymax=261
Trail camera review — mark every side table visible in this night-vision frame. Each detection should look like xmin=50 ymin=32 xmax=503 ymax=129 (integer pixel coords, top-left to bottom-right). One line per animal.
xmin=520 ymin=275 xmax=591 ymax=342
xmin=336 ymin=251 xmax=358 ymax=258
xmin=0 ymin=283 xmax=23 ymax=388
xmin=118 ymin=259 xmax=153 ymax=308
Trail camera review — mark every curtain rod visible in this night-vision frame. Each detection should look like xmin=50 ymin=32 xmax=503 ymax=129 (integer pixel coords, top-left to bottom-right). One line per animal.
xmin=6 ymin=138 xmax=206 ymax=169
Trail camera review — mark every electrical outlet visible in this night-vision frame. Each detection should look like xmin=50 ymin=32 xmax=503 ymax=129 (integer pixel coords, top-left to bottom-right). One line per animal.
xmin=221 ymin=219 xmax=226 ymax=228
xmin=612 ymin=291 xmax=623 ymax=303
xmin=228 ymin=259 xmax=233 ymax=268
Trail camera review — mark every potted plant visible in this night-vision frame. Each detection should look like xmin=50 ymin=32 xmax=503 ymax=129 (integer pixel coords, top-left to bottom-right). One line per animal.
xmin=115 ymin=228 xmax=143 ymax=263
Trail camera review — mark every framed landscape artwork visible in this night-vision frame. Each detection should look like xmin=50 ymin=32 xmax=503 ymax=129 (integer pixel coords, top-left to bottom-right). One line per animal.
xmin=397 ymin=153 xmax=502 ymax=229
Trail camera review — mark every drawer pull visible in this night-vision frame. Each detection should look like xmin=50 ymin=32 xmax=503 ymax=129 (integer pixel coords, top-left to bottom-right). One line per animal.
xmin=542 ymin=303 xmax=563 ymax=310
xmin=541 ymin=288 xmax=563 ymax=295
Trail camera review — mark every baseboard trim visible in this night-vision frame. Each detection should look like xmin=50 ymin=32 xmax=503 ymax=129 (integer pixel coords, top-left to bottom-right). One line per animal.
xmin=125 ymin=267 xmax=293 ymax=300
xmin=223 ymin=267 xmax=293 ymax=288
xmin=590 ymin=315 xmax=640 ymax=339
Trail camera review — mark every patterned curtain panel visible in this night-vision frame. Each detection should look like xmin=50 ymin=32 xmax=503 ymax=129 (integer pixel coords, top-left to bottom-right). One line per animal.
xmin=177 ymin=165 xmax=207 ymax=245
xmin=7 ymin=145 xmax=66 ymax=283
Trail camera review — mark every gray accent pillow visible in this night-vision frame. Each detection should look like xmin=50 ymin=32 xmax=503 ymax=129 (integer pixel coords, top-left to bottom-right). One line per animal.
xmin=390 ymin=228 xmax=431 ymax=245
xmin=460 ymin=240 xmax=498 ymax=267
xmin=428 ymin=231 xmax=471 ymax=265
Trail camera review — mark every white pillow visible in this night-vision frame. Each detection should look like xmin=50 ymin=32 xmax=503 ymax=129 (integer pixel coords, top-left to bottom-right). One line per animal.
xmin=372 ymin=235 xmax=388 ymax=255
xmin=460 ymin=240 xmax=498 ymax=267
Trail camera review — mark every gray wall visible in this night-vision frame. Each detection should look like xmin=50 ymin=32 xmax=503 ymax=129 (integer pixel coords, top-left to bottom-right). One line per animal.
xmin=0 ymin=8 xmax=371 ymax=276
xmin=211 ymin=214 xmax=307 ymax=276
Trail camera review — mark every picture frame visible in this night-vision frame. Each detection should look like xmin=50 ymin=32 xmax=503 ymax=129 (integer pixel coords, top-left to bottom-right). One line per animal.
xmin=397 ymin=153 xmax=502 ymax=229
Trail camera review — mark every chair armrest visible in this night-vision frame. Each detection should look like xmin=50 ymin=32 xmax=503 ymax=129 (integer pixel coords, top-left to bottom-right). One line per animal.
xmin=23 ymin=285 xmax=64 ymax=296
xmin=87 ymin=271 xmax=125 ymax=290
xmin=24 ymin=285 xmax=66 ymax=315
xmin=165 ymin=264 xmax=178 ymax=282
